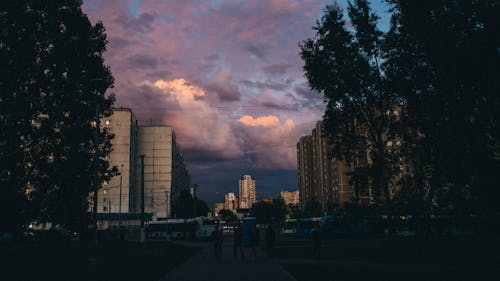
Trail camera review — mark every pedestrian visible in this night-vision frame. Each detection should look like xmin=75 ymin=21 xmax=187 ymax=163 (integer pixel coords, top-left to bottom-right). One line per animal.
xmin=212 ymin=225 xmax=223 ymax=259
xmin=265 ymin=225 xmax=275 ymax=258
xmin=311 ymin=225 xmax=321 ymax=259
xmin=249 ymin=224 xmax=259 ymax=260
xmin=233 ymin=225 xmax=245 ymax=261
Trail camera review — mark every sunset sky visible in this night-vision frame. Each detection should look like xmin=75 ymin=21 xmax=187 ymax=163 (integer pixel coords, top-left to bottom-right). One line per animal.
xmin=82 ymin=0 xmax=390 ymax=205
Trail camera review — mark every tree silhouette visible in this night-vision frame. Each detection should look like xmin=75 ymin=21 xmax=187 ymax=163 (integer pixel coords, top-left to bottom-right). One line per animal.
xmin=300 ymin=1 xmax=402 ymax=209
xmin=0 ymin=0 xmax=115 ymax=233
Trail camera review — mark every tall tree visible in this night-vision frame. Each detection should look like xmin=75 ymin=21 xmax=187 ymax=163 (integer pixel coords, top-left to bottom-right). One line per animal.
xmin=0 ymin=0 xmax=115 ymax=233
xmin=384 ymin=0 xmax=500 ymax=217
xmin=300 ymin=1 xmax=402 ymax=208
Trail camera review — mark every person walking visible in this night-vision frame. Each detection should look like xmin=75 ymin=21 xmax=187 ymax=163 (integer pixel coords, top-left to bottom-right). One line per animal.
xmin=311 ymin=225 xmax=322 ymax=259
xmin=249 ymin=224 xmax=259 ymax=260
xmin=233 ymin=225 xmax=245 ymax=261
xmin=265 ymin=225 xmax=275 ymax=258
xmin=212 ymin=225 xmax=223 ymax=259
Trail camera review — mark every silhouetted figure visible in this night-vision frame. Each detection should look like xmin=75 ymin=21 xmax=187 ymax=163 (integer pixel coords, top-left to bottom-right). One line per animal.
xmin=212 ymin=226 xmax=223 ymax=259
xmin=265 ymin=225 xmax=275 ymax=258
xmin=233 ymin=226 xmax=245 ymax=261
xmin=311 ymin=226 xmax=321 ymax=259
xmin=249 ymin=225 xmax=259 ymax=260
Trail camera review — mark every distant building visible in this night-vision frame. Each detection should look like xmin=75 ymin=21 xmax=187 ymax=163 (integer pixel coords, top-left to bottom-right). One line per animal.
xmin=239 ymin=175 xmax=256 ymax=209
xmin=136 ymin=126 xmax=190 ymax=219
xmin=214 ymin=202 xmax=225 ymax=216
xmin=280 ymin=190 xmax=299 ymax=206
xmin=224 ymin=192 xmax=238 ymax=212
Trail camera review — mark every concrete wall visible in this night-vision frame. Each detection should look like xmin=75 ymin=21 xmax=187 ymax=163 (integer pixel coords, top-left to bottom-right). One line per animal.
xmin=97 ymin=109 xmax=137 ymax=214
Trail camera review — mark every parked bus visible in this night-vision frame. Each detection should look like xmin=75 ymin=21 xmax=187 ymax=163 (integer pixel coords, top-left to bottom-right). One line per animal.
xmin=147 ymin=219 xmax=196 ymax=240
xmin=281 ymin=218 xmax=298 ymax=234
xmin=195 ymin=217 xmax=221 ymax=240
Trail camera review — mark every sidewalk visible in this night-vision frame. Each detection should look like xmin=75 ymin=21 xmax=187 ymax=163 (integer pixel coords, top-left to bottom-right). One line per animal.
xmin=159 ymin=239 xmax=296 ymax=281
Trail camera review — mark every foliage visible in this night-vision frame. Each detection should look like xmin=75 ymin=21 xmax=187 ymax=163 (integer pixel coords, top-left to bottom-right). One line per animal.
xmin=218 ymin=209 xmax=237 ymax=223
xmin=0 ymin=0 xmax=115 ymax=233
xmin=300 ymin=0 xmax=500 ymax=220
xmin=172 ymin=190 xmax=210 ymax=218
xmin=299 ymin=1 xmax=402 ymax=208
xmin=384 ymin=0 xmax=500 ymax=216
xmin=250 ymin=198 xmax=287 ymax=224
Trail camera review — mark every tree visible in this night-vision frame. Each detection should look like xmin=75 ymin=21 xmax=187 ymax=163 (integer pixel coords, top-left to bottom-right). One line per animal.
xmin=172 ymin=190 xmax=210 ymax=218
xmin=384 ymin=0 xmax=500 ymax=217
xmin=251 ymin=199 xmax=287 ymax=224
xmin=0 ymin=0 xmax=115 ymax=233
xmin=299 ymin=1 xmax=402 ymax=209
xmin=218 ymin=209 xmax=237 ymax=224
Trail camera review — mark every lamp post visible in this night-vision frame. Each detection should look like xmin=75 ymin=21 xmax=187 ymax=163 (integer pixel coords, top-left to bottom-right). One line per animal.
xmin=119 ymin=164 xmax=123 ymax=227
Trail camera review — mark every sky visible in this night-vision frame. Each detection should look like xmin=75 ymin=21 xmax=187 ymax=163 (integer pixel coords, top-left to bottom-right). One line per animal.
xmin=82 ymin=0 xmax=391 ymax=206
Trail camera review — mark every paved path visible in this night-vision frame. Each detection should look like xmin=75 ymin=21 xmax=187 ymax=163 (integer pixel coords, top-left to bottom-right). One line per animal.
xmin=159 ymin=240 xmax=296 ymax=281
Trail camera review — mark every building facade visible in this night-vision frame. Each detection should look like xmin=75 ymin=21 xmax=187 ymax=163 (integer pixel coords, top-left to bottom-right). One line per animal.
xmin=136 ymin=126 xmax=190 ymax=219
xmin=96 ymin=108 xmax=190 ymax=222
xmin=239 ymin=175 xmax=256 ymax=209
xmin=280 ymin=190 xmax=299 ymax=206
xmin=297 ymin=121 xmax=355 ymax=213
xmin=97 ymin=108 xmax=138 ymax=214
xmin=224 ymin=192 xmax=238 ymax=212
xmin=214 ymin=202 xmax=225 ymax=216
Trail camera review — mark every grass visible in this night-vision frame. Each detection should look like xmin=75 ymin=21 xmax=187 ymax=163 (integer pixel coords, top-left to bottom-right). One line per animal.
xmin=0 ymin=241 xmax=201 ymax=281
xmin=276 ymin=236 xmax=500 ymax=281
xmin=274 ymin=236 xmax=500 ymax=266
xmin=280 ymin=262 xmax=500 ymax=281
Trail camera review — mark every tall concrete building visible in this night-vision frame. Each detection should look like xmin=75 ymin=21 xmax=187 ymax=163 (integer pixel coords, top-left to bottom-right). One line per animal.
xmin=136 ymin=126 xmax=190 ymax=219
xmin=97 ymin=108 xmax=138 ymax=214
xmin=224 ymin=192 xmax=238 ymax=212
xmin=239 ymin=175 xmax=256 ymax=209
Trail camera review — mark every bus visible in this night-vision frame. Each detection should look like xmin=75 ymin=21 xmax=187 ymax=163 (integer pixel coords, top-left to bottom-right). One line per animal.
xmin=281 ymin=218 xmax=298 ymax=234
xmin=147 ymin=219 xmax=196 ymax=240
xmin=195 ymin=217 xmax=221 ymax=240
xmin=296 ymin=217 xmax=322 ymax=237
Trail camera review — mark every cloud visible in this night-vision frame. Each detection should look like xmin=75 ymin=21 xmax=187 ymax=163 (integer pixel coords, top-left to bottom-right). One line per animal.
xmin=205 ymin=69 xmax=241 ymax=102
xmin=241 ymin=79 xmax=289 ymax=91
xmin=115 ymin=12 xmax=156 ymax=33
xmin=262 ymin=62 xmax=293 ymax=75
xmin=238 ymin=115 xmax=282 ymax=127
xmin=243 ymin=44 xmax=267 ymax=59
xmin=128 ymin=53 xmax=158 ymax=68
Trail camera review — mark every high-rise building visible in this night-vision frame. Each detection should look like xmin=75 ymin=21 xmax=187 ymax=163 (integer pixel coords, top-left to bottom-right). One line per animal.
xmin=297 ymin=135 xmax=314 ymax=209
xmin=136 ymin=126 xmax=190 ymax=219
xmin=297 ymin=121 xmax=355 ymax=213
xmin=239 ymin=175 xmax=256 ymax=209
xmin=97 ymin=108 xmax=138 ymax=214
xmin=280 ymin=190 xmax=299 ymax=206
xmin=224 ymin=192 xmax=238 ymax=212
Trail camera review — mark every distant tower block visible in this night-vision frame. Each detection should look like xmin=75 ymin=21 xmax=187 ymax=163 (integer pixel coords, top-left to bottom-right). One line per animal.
xmin=239 ymin=175 xmax=256 ymax=209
